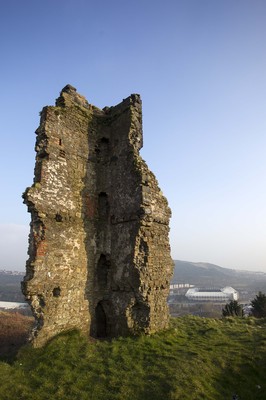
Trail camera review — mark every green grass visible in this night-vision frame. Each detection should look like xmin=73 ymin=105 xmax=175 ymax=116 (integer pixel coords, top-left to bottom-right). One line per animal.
xmin=0 ymin=316 xmax=265 ymax=400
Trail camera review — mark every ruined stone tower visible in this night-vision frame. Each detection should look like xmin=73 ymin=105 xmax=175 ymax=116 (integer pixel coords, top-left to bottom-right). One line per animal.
xmin=22 ymin=85 xmax=173 ymax=347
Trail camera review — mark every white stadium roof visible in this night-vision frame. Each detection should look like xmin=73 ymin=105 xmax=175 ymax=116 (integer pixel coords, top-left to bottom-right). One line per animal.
xmin=185 ymin=286 xmax=239 ymax=302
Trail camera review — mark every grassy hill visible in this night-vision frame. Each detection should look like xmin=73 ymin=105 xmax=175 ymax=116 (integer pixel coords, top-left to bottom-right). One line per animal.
xmin=0 ymin=313 xmax=265 ymax=400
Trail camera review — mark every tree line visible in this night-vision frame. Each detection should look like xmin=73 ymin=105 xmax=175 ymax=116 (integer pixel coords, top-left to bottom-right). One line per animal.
xmin=222 ymin=291 xmax=266 ymax=318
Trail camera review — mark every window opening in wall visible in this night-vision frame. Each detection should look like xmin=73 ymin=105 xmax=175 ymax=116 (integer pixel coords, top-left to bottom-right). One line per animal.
xmin=96 ymin=137 xmax=110 ymax=159
xmin=53 ymin=287 xmax=61 ymax=297
xmin=59 ymin=138 xmax=62 ymax=146
xmin=95 ymin=302 xmax=107 ymax=338
xmin=98 ymin=192 xmax=109 ymax=219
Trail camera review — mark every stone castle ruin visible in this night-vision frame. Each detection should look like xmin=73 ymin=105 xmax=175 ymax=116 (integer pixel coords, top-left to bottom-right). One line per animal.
xmin=22 ymin=85 xmax=173 ymax=347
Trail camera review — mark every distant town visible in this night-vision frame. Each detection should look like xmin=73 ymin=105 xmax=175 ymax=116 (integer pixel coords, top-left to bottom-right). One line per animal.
xmin=0 ymin=270 xmax=24 ymax=276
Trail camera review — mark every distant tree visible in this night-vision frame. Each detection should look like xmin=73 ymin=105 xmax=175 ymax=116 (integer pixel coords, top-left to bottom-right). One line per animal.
xmin=222 ymin=300 xmax=244 ymax=317
xmin=250 ymin=291 xmax=266 ymax=318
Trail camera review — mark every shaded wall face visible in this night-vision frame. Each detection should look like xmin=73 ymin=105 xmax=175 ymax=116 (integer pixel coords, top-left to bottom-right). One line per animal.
xmin=89 ymin=103 xmax=144 ymax=337
xmin=23 ymin=86 xmax=173 ymax=346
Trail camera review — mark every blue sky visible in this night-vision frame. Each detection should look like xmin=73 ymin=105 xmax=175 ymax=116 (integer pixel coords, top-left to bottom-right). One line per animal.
xmin=0 ymin=0 xmax=266 ymax=272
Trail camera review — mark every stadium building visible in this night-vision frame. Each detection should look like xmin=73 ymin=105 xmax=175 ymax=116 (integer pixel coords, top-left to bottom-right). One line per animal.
xmin=185 ymin=286 xmax=239 ymax=302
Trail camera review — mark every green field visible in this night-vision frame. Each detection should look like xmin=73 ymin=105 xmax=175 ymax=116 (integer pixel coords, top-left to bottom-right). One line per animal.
xmin=0 ymin=316 xmax=265 ymax=400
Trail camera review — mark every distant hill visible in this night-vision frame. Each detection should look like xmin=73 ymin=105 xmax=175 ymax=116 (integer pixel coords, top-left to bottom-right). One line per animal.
xmin=172 ymin=260 xmax=266 ymax=290
xmin=0 ymin=271 xmax=24 ymax=302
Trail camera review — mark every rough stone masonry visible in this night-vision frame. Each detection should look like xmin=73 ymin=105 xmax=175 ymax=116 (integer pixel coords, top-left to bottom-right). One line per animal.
xmin=22 ymin=85 xmax=173 ymax=347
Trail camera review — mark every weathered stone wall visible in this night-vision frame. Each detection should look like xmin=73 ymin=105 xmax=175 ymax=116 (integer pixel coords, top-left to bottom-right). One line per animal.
xmin=22 ymin=85 xmax=173 ymax=346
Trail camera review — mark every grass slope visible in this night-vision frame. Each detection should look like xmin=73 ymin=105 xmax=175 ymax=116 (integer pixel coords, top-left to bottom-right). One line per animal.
xmin=0 ymin=316 xmax=265 ymax=400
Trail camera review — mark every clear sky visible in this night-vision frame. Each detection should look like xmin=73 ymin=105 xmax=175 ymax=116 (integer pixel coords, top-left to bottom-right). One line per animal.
xmin=0 ymin=0 xmax=266 ymax=272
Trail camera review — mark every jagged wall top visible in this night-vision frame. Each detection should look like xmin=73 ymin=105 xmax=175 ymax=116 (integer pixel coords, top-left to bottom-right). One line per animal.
xmin=55 ymin=84 xmax=91 ymax=108
xmin=53 ymin=85 xmax=143 ymax=152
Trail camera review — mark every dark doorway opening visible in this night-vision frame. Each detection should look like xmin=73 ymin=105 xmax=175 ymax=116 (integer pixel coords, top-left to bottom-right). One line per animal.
xmin=95 ymin=302 xmax=107 ymax=338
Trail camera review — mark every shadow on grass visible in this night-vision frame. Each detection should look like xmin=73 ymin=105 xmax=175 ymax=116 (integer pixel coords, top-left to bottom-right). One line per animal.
xmin=214 ymin=318 xmax=266 ymax=400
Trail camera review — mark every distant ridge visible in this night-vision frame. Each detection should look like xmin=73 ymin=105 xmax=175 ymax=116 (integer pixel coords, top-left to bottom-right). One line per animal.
xmin=172 ymin=260 xmax=266 ymax=287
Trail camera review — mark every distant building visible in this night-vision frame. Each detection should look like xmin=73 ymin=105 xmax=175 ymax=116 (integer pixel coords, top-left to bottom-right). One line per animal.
xmin=170 ymin=283 xmax=194 ymax=290
xmin=185 ymin=286 xmax=239 ymax=302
